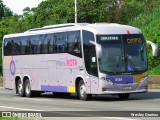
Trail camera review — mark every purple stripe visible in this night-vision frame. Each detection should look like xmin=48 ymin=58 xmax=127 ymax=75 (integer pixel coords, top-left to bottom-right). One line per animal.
xmin=106 ymin=74 xmax=134 ymax=84
xmin=112 ymin=76 xmax=134 ymax=84
xmin=41 ymin=85 xmax=67 ymax=92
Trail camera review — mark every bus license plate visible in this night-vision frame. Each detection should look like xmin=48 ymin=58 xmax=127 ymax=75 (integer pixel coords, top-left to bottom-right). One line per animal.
xmin=122 ymin=86 xmax=132 ymax=90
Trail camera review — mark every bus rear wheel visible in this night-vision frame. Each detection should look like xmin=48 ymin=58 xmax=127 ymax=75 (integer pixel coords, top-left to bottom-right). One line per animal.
xmin=25 ymin=79 xmax=34 ymax=97
xmin=118 ymin=94 xmax=130 ymax=100
xmin=17 ymin=80 xmax=25 ymax=97
xmin=78 ymin=80 xmax=91 ymax=101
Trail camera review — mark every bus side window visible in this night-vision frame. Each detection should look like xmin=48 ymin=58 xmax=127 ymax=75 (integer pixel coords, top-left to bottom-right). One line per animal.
xmin=39 ymin=35 xmax=44 ymax=54
xmin=25 ymin=37 xmax=31 ymax=54
xmin=42 ymin=34 xmax=51 ymax=54
xmin=67 ymin=31 xmax=81 ymax=57
xmin=21 ymin=37 xmax=26 ymax=55
xmin=11 ymin=38 xmax=19 ymax=55
xmin=48 ymin=33 xmax=56 ymax=53
xmin=56 ymin=32 xmax=67 ymax=53
xmin=4 ymin=38 xmax=12 ymax=56
xmin=30 ymin=35 xmax=40 ymax=54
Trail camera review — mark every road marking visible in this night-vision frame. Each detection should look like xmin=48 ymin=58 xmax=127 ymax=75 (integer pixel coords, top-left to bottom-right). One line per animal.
xmin=0 ymin=105 xmax=44 ymax=111
xmin=14 ymin=97 xmax=54 ymax=102
xmin=0 ymin=91 xmax=11 ymax=94
xmin=100 ymin=117 xmax=139 ymax=120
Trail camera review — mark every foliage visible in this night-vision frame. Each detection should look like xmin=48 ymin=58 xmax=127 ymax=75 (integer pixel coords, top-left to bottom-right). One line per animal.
xmin=0 ymin=0 xmax=13 ymax=19
xmin=127 ymin=3 xmax=160 ymax=74
xmin=0 ymin=0 xmax=160 ymax=75
xmin=149 ymin=65 xmax=160 ymax=75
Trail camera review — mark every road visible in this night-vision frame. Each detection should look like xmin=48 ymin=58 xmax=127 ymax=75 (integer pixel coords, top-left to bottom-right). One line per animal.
xmin=0 ymin=87 xmax=160 ymax=120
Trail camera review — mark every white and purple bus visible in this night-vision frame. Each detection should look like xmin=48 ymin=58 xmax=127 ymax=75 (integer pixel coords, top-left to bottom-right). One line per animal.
xmin=2 ymin=23 xmax=158 ymax=100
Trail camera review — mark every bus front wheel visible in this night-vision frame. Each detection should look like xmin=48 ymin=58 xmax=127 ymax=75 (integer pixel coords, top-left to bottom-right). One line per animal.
xmin=17 ymin=80 xmax=25 ymax=97
xmin=78 ymin=80 xmax=91 ymax=101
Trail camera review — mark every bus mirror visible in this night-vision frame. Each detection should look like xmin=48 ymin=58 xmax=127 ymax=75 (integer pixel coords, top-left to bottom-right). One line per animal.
xmin=90 ymin=41 xmax=102 ymax=58
xmin=146 ymin=40 xmax=158 ymax=56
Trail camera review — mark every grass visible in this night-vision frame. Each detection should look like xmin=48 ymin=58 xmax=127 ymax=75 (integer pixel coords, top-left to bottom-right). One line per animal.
xmin=149 ymin=65 xmax=160 ymax=75
xmin=0 ymin=118 xmax=30 ymax=120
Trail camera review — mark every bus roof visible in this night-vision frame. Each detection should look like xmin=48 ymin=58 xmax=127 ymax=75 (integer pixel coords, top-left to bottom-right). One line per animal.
xmin=3 ymin=23 xmax=142 ymax=38
xmin=84 ymin=23 xmax=142 ymax=35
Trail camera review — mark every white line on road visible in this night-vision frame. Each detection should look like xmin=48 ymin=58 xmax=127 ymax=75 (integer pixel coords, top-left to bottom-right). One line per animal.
xmin=100 ymin=117 xmax=139 ymax=120
xmin=14 ymin=97 xmax=53 ymax=102
xmin=0 ymin=91 xmax=11 ymax=94
xmin=0 ymin=105 xmax=44 ymax=111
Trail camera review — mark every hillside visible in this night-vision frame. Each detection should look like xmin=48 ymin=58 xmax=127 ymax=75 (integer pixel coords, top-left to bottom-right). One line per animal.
xmin=128 ymin=5 xmax=160 ymax=74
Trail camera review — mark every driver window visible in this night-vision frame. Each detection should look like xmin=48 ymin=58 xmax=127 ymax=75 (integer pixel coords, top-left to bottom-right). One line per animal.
xmin=82 ymin=30 xmax=98 ymax=77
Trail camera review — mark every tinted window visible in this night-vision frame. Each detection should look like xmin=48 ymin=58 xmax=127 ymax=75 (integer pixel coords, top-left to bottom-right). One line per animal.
xmin=55 ymin=32 xmax=67 ymax=53
xmin=10 ymin=38 xmax=20 ymax=55
xmin=83 ymin=30 xmax=94 ymax=44
xmin=21 ymin=37 xmax=28 ymax=55
xmin=82 ymin=30 xmax=98 ymax=76
xmin=68 ymin=31 xmax=82 ymax=57
xmin=41 ymin=34 xmax=49 ymax=53
xmin=48 ymin=34 xmax=56 ymax=53
xmin=4 ymin=38 xmax=12 ymax=56
xmin=30 ymin=35 xmax=40 ymax=54
xmin=3 ymin=31 xmax=82 ymax=56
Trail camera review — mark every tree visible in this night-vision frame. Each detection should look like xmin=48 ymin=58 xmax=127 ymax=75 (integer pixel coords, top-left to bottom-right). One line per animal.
xmin=0 ymin=0 xmax=13 ymax=20
xmin=0 ymin=0 xmax=4 ymax=19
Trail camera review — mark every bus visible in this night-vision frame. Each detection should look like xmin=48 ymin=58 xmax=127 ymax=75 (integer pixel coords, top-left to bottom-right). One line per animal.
xmin=2 ymin=23 xmax=158 ymax=100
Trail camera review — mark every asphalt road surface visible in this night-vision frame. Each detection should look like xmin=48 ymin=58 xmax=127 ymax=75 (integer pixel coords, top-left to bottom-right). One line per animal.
xmin=0 ymin=87 xmax=160 ymax=120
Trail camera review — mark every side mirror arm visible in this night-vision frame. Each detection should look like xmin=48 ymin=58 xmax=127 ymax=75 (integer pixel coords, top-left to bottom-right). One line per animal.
xmin=146 ymin=40 xmax=158 ymax=56
xmin=90 ymin=41 xmax=102 ymax=58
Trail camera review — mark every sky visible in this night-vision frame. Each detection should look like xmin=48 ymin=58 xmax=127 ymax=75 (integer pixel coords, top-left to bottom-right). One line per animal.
xmin=2 ymin=0 xmax=45 ymax=15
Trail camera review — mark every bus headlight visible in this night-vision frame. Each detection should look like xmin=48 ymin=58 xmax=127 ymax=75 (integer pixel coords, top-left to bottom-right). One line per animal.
xmin=101 ymin=77 xmax=114 ymax=84
xmin=140 ymin=76 xmax=148 ymax=83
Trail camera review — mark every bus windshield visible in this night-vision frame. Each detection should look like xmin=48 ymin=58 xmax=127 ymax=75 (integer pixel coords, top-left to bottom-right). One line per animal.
xmin=97 ymin=34 xmax=147 ymax=74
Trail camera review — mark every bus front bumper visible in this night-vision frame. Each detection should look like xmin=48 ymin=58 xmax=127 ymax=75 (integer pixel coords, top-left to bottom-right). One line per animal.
xmin=98 ymin=78 xmax=148 ymax=95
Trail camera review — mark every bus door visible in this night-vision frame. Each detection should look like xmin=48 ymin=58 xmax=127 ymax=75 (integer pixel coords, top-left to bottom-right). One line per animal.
xmin=88 ymin=45 xmax=99 ymax=94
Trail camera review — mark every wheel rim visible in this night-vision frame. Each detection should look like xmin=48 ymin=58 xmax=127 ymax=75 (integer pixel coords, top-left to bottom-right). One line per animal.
xmin=80 ymin=84 xmax=85 ymax=98
xmin=26 ymin=82 xmax=30 ymax=95
xmin=18 ymin=82 xmax=22 ymax=94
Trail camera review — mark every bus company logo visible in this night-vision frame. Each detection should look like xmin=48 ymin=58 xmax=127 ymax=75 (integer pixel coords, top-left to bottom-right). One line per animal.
xmin=66 ymin=59 xmax=78 ymax=66
xmin=10 ymin=57 xmax=16 ymax=76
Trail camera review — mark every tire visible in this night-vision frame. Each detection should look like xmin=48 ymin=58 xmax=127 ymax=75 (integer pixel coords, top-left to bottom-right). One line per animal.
xmin=24 ymin=79 xmax=34 ymax=97
xmin=17 ymin=80 xmax=25 ymax=97
xmin=78 ymin=80 xmax=91 ymax=101
xmin=118 ymin=94 xmax=130 ymax=100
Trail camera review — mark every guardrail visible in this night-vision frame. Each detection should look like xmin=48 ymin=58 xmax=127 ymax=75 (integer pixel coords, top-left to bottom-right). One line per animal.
xmin=0 ymin=76 xmax=160 ymax=89
xmin=148 ymin=76 xmax=160 ymax=89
